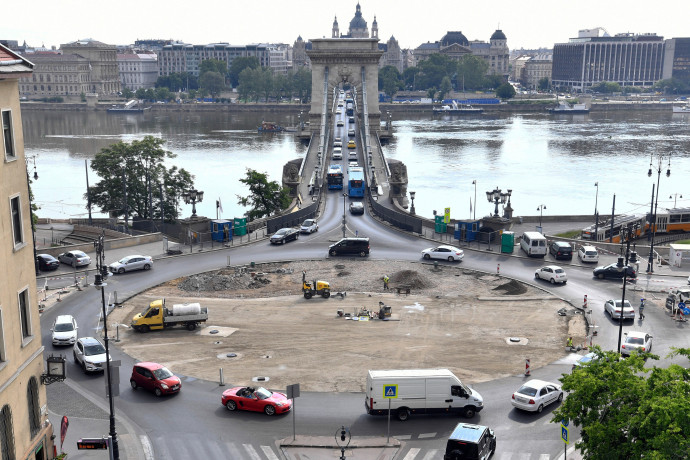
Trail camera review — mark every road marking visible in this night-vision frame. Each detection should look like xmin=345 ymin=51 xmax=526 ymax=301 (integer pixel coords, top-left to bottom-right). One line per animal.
xmin=538 ymin=454 xmax=551 ymax=460
xmin=139 ymin=435 xmax=154 ymax=460
xmin=243 ymin=444 xmax=262 ymax=460
xmin=418 ymin=432 xmax=436 ymax=438
xmin=261 ymin=445 xmax=279 ymax=460
xmin=498 ymin=453 xmax=513 ymax=460
xmin=397 ymin=434 xmax=412 ymax=440
xmin=403 ymin=448 xmax=420 ymax=460
xmin=421 ymin=449 xmax=439 ymax=460
xmin=224 ymin=442 xmax=243 ymax=458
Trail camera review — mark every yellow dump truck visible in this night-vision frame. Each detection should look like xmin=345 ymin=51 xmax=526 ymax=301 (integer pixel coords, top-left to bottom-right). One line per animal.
xmin=131 ymin=299 xmax=208 ymax=332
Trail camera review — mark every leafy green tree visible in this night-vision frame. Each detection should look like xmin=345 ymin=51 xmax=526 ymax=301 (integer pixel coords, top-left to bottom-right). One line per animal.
xmin=121 ymin=87 xmax=135 ymax=99
xmin=456 ymin=54 xmax=489 ymax=91
xmin=236 ymin=169 xmax=290 ymax=220
xmin=653 ymin=78 xmax=688 ymax=95
xmin=199 ymin=71 xmax=225 ymax=98
xmin=86 ymin=136 xmax=194 ymax=221
xmin=592 ymin=81 xmax=622 ymax=94
xmin=496 ymin=82 xmax=516 ymax=99
xmin=154 ymin=87 xmax=172 ymax=101
xmin=438 ymin=76 xmax=452 ymax=101
xmin=379 ymin=65 xmax=402 ymax=99
xmin=417 ymin=54 xmax=457 ymax=90
xmin=229 ymin=56 xmax=260 ymax=87
xmin=272 ymin=72 xmax=290 ymax=101
xmin=237 ymin=67 xmax=255 ymax=101
xmin=200 ymin=59 xmax=227 ymax=77
xmin=291 ymin=67 xmax=311 ymax=102
xmin=538 ymin=77 xmax=550 ymax=91
xmin=552 ymin=347 xmax=690 ymax=459
xmin=402 ymin=67 xmax=421 ymax=90
xmin=483 ymin=74 xmax=503 ymax=90
xmin=426 ymin=87 xmax=437 ymax=101
xmin=136 ymin=88 xmax=155 ymax=101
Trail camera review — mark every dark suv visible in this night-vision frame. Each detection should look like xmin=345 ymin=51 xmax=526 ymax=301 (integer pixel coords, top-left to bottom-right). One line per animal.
xmin=444 ymin=423 xmax=496 ymax=460
xmin=549 ymin=241 xmax=573 ymax=260
xmin=328 ymin=237 xmax=369 ymax=257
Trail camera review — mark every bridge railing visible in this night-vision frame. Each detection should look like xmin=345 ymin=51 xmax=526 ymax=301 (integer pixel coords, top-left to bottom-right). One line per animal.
xmin=367 ymin=188 xmax=422 ymax=234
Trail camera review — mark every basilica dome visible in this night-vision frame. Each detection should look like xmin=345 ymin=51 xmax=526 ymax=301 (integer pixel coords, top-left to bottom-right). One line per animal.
xmin=441 ymin=31 xmax=469 ymax=47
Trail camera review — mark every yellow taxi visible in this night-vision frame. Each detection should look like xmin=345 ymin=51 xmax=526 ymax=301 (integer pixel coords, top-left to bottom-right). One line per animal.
xmin=347 ymin=140 xmax=356 ymax=149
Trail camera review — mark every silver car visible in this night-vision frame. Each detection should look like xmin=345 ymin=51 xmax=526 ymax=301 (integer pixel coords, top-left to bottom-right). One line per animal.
xmin=108 ymin=255 xmax=153 ymax=274
xmin=58 ymin=250 xmax=91 ymax=267
xmin=604 ymin=299 xmax=635 ymax=320
xmin=73 ymin=337 xmax=109 ymax=373
xmin=621 ymin=331 xmax=652 ymax=356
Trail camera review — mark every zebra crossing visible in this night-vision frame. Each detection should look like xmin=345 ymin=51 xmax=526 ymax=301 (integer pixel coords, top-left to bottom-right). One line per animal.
xmin=398 ymin=447 xmax=557 ymax=459
xmin=149 ymin=435 xmax=281 ymax=460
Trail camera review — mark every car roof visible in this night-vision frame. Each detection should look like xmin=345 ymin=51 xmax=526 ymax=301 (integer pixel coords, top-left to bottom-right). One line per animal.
xmin=542 ymin=265 xmax=562 ymax=270
xmin=581 ymin=245 xmax=597 ymax=250
xmin=553 ymin=241 xmax=571 ymax=247
xmin=437 ymin=245 xmax=459 ymax=250
xmin=626 ymin=331 xmax=647 ymax=338
xmin=134 ymin=362 xmax=164 ymax=370
xmin=448 ymin=423 xmax=489 ymax=442
xmin=79 ymin=337 xmax=102 ymax=345
xmin=521 ymin=379 xmax=552 ymax=388
xmin=55 ymin=315 xmax=75 ymax=323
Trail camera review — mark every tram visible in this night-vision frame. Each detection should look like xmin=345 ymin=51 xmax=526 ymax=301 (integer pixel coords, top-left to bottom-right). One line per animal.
xmin=581 ymin=214 xmax=646 ymax=243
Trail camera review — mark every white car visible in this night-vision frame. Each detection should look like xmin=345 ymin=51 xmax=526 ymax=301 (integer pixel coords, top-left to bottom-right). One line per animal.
xmin=332 ymin=148 xmax=343 ymax=160
xmin=421 ymin=245 xmax=464 ymax=262
xmin=73 ymin=337 xmax=110 ymax=373
xmin=58 ymin=250 xmax=91 ymax=267
xmin=604 ymin=299 xmax=635 ymax=320
xmin=109 ymin=255 xmax=153 ymax=274
xmin=51 ymin=315 xmax=78 ymax=346
xmin=511 ymin=379 xmax=563 ymax=413
xmin=300 ymin=219 xmax=318 ymax=234
xmin=333 ymin=141 xmax=343 ymax=148
xmin=534 ymin=265 xmax=567 ymax=284
xmin=577 ymin=245 xmax=599 ymax=263
xmin=337 ymin=120 xmax=344 ymax=127
xmin=621 ymin=331 xmax=652 ymax=356
xmin=336 ymin=109 xmax=342 ymax=115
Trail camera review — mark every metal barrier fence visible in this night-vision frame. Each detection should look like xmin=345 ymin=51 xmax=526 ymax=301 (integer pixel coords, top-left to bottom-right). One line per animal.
xmin=266 ymin=200 xmax=319 ymax=234
xmin=368 ymin=189 xmax=422 ymax=233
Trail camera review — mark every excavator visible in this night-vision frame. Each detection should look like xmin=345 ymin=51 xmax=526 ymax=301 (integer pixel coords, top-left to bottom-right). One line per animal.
xmin=302 ymin=270 xmax=331 ymax=299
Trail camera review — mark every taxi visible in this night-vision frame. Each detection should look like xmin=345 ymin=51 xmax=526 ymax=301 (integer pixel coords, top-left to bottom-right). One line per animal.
xmin=347 ymin=140 xmax=356 ymax=149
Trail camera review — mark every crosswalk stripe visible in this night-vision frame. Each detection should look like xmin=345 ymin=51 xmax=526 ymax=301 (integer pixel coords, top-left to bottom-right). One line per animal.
xmin=403 ymin=448 xmax=421 ymax=460
xmin=397 ymin=434 xmax=412 ymax=440
xmin=225 ymin=441 xmax=244 ymax=458
xmin=261 ymin=445 xmax=279 ymax=460
xmin=498 ymin=453 xmax=513 ymax=460
xmin=538 ymin=454 xmax=551 ymax=460
xmin=418 ymin=432 xmax=436 ymax=439
xmin=421 ymin=449 xmax=439 ymax=460
xmin=206 ymin=440 xmax=231 ymax=459
xmin=243 ymin=443 xmax=262 ymax=460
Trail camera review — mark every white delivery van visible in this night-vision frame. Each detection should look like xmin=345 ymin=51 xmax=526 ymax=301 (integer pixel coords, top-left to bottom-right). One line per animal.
xmin=365 ymin=369 xmax=484 ymax=421
xmin=520 ymin=232 xmax=547 ymax=257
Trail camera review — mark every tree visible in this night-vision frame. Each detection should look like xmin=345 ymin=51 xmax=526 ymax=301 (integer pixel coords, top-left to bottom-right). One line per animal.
xmin=229 ymin=56 xmax=260 ymax=87
xmin=200 ymin=59 xmax=227 ymax=77
xmin=438 ymin=76 xmax=452 ymax=101
xmin=236 ymin=169 xmax=290 ymax=220
xmin=121 ymin=87 xmax=135 ymax=99
xmin=653 ymin=78 xmax=688 ymax=95
xmin=402 ymin=67 xmax=421 ymax=90
xmin=417 ymin=54 xmax=457 ymax=90
xmin=496 ymin=83 xmax=516 ymax=99
xmin=199 ymin=71 xmax=225 ymax=98
xmin=379 ymin=65 xmax=402 ymax=99
xmin=291 ymin=67 xmax=311 ymax=103
xmin=427 ymin=87 xmax=437 ymax=101
xmin=592 ymin=81 xmax=621 ymax=94
xmin=552 ymin=347 xmax=690 ymax=459
xmin=86 ymin=136 xmax=194 ymax=221
xmin=456 ymin=55 xmax=489 ymax=91
xmin=154 ymin=87 xmax=172 ymax=102
xmin=538 ymin=77 xmax=550 ymax=91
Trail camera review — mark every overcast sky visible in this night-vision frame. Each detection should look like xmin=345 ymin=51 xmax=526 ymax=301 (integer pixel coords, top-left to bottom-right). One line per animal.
xmin=5 ymin=0 xmax=688 ymax=51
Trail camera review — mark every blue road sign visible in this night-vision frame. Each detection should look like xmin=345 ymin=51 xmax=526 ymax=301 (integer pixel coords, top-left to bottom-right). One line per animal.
xmin=561 ymin=426 xmax=569 ymax=444
xmin=383 ymin=384 xmax=398 ymax=399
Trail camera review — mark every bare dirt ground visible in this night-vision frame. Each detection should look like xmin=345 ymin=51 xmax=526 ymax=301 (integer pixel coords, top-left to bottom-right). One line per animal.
xmin=107 ymin=259 xmax=586 ymax=392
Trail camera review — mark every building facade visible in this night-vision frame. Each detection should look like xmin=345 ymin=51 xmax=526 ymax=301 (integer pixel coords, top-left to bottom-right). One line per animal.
xmin=157 ymin=43 xmax=274 ymax=78
xmin=117 ymin=53 xmax=158 ymax=90
xmin=552 ymin=32 xmax=665 ymax=90
xmin=522 ymin=54 xmax=553 ymax=89
xmin=0 ymin=43 xmax=55 ymax=460
xmin=18 ymin=52 xmax=92 ymax=97
xmin=292 ymin=36 xmax=311 ymax=69
xmin=662 ymin=37 xmax=690 ymax=81
xmin=60 ymin=39 xmax=120 ymax=95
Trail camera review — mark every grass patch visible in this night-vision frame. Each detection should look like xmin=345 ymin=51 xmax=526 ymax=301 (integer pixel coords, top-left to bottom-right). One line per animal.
xmin=555 ymin=230 xmax=581 ymax=239
xmin=675 ymin=239 xmax=690 ymax=244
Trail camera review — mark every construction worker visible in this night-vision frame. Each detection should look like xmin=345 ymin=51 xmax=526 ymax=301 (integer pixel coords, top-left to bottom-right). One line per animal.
xmin=566 ymin=337 xmax=574 ymax=349
xmin=639 ymin=298 xmax=645 ymax=320
xmin=383 ymin=275 xmax=390 ymax=290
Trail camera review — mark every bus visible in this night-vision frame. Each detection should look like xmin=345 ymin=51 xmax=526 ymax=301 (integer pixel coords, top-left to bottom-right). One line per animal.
xmin=327 ymin=164 xmax=344 ymax=190
xmin=346 ymin=103 xmax=354 ymax=116
xmin=347 ymin=167 xmax=366 ymax=198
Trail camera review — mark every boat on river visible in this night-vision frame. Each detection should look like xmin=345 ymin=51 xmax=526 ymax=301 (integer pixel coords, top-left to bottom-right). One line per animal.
xmin=433 ymin=100 xmax=483 ymax=114
xmin=258 ymin=121 xmax=284 ymax=132
xmin=672 ymin=103 xmax=690 ymax=113
xmin=107 ymin=99 xmax=148 ymax=113
xmin=547 ymin=101 xmax=590 ymax=114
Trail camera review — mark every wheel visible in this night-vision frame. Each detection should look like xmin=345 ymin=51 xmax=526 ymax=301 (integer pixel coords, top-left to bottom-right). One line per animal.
xmin=534 ymin=273 xmax=539 ymax=279
xmin=81 ymin=360 xmax=87 ymax=372
xmin=537 ymin=404 xmax=544 ymax=413
xmin=563 ymin=280 xmax=567 ymax=284
xmin=423 ymin=254 xmax=431 ymax=260
xmin=359 ymin=251 xmax=367 ymax=257
xmin=187 ymin=322 xmax=197 ymax=331
xmin=73 ymin=351 xmax=77 ymax=362
xmin=330 ymin=250 xmax=337 ymax=256
xmin=143 ymin=264 xmax=151 ymax=270
xmin=155 ymin=388 xmax=163 ymax=397
xmin=322 ymin=291 xmax=331 ymax=299
xmin=448 ymin=256 xmax=454 ymax=262
xmin=140 ymin=325 xmax=150 ymax=333
xmin=463 ymin=407 xmax=476 ymax=418
xmin=397 ymin=408 xmax=410 ymax=421
xmin=118 ymin=267 xmax=125 ymax=274
xmin=557 ymin=392 xmax=563 ymax=402
xmin=130 ymin=380 xmax=137 ymax=390
xmin=264 ymin=405 xmax=276 ymax=416
xmin=304 ymin=292 xmax=313 ymax=299
xmin=598 ymin=273 xmax=605 ymax=279
xmin=226 ymin=400 xmax=237 ymax=411
xmin=550 ymin=278 xmax=556 ymax=284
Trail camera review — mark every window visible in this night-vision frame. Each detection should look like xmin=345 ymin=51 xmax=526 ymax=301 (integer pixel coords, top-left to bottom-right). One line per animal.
xmin=0 ymin=404 xmax=15 ymax=460
xmin=18 ymin=290 xmax=31 ymax=340
xmin=27 ymin=377 xmax=40 ymax=438
xmin=1 ymin=110 xmax=15 ymax=158
xmin=10 ymin=196 xmax=23 ymax=247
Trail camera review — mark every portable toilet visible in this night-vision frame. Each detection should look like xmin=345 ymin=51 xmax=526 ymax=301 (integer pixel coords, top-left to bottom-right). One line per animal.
xmin=434 ymin=215 xmax=447 ymax=233
xmin=211 ymin=219 xmax=233 ymax=242
xmin=233 ymin=217 xmax=247 ymax=236
xmin=501 ymin=231 xmax=515 ymax=253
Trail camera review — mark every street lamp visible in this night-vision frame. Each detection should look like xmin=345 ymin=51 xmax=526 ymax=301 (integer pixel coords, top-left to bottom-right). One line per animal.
xmin=342 ymin=193 xmax=348 ymax=237
xmin=537 ymin=204 xmax=547 ymax=230
xmin=594 ymin=182 xmax=599 ymax=242
xmin=335 ymin=425 xmax=351 ymax=460
xmin=646 ymin=154 xmax=671 ymax=273
xmin=93 ymin=232 xmax=119 ymax=460
xmin=409 ymin=191 xmax=416 ymax=215
xmin=485 ymin=186 xmax=508 ymax=218
xmin=616 ymin=224 xmax=639 ymax=354
xmin=182 ymin=188 xmax=204 ymax=219
xmin=472 ymin=180 xmax=477 ymax=220
xmin=25 ymin=155 xmax=39 ymax=275
xmin=670 ymin=193 xmax=683 ymax=207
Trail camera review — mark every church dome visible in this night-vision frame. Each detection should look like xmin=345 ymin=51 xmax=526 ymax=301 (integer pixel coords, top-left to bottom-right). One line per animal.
xmin=349 ymin=3 xmax=367 ymax=29
xmin=491 ymin=29 xmax=507 ymax=40
xmin=441 ymin=31 xmax=469 ymax=47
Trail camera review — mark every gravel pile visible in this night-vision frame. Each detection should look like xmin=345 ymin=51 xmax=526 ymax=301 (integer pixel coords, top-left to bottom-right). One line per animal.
xmin=388 ymin=269 xmax=435 ymax=289
xmin=177 ymin=272 xmax=271 ymax=292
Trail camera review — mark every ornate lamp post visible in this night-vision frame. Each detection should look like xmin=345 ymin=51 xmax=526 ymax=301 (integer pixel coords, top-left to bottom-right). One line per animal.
xmin=485 ymin=186 xmax=508 ymax=218
xmin=409 ymin=191 xmax=416 ymax=215
xmin=594 ymin=182 xmax=599 ymax=241
xmin=335 ymin=425 xmax=351 ymax=460
xmin=182 ymin=189 xmax=204 ymax=218
xmin=670 ymin=193 xmax=682 ymax=207
xmin=646 ymin=154 xmax=671 ymax=273
xmin=472 ymin=180 xmax=477 ymax=220
xmin=537 ymin=204 xmax=547 ymax=230
xmin=342 ymin=193 xmax=348 ymax=237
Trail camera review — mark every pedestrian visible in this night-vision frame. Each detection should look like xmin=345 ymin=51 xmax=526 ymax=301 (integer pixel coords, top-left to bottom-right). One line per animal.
xmin=566 ymin=336 xmax=574 ymax=349
xmin=638 ymin=298 xmax=645 ymax=320
xmin=383 ymin=275 xmax=389 ymax=290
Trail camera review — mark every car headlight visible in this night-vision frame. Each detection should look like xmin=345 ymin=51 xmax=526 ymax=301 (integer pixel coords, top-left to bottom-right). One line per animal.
xmin=160 ymin=384 xmax=169 ymax=390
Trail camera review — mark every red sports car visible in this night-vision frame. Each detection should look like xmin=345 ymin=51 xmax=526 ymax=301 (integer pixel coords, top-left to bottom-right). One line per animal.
xmin=221 ymin=386 xmax=292 ymax=415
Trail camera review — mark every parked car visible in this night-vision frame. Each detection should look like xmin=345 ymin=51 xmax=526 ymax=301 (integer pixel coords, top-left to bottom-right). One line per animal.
xmin=534 ymin=265 xmax=567 ymax=284
xmin=108 ymin=255 xmax=153 ymax=274
xmin=221 ymin=386 xmax=292 ymax=415
xmin=300 ymin=219 xmax=318 ymax=234
xmin=421 ymin=245 xmax=464 ymax=262
xmin=349 ymin=202 xmax=364 ymax=215
xmin=130 ymin=362 xmax=181 ymax=396
xmin=621 ymin=331 xmax=653 ymax=356
xmin=444 ymin=423 xmax=496 ymax=460
xmin=577 ymin=245 xmax=599 ymax=263
xmin=270 ymin=228 xmax=299 ymax=244
xmin=593 ymin=263 xmax=637 ymax=279
xmin=51 ymin=315 xmax=78 ymax=346
xmin=73 ymin=337 xmax=109 ymax=373
xmin=549 ymin=241 xmax=573 ymax=260
xmin=37 ymin=253 xmax=60 ymax=271
xmin=604 ymin=299 xmax=635 ymax=320
xmin=328 ymin=237 xmax=370 ymax=257
xmin=58 ymin=250 xmax=91 ymax=267
xmin=511 ymin=379 xmax=563 ymax=413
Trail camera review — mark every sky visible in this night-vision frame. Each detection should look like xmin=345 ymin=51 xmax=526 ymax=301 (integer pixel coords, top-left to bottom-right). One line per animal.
xmin=5 ymin=0 xmax=689 ymax=52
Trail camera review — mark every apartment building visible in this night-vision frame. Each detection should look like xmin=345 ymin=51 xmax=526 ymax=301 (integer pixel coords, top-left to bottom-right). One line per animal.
xmin=117 ymin=53 xmax=158 ymax=90
xmin=157 ymin=42 xmax=273 ymax=78
xmin=0 ymin=42 xmax=55 ymax=460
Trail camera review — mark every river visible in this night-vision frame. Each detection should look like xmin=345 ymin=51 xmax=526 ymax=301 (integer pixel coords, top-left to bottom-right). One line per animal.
xmin=22 ymin=108 xmax=690 ymax=222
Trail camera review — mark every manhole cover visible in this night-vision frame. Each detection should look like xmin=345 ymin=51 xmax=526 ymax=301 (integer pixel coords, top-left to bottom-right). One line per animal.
xmin=509 ymin=337 xmax=521 ymax=342
xmin=252 ymin=376 xmax=270 ymax=383
xmin=264 ymin=355 xmax=272 ymax=359
xmin=214 ymin=341 xmax=222 ymax=345
xmin=210 ymin=330 xmax=219 ymax=334
xmin=227 ymin=353 xmax=237 ymax=358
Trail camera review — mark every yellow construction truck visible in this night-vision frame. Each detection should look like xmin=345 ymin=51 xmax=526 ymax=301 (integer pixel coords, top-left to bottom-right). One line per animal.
xmin=302 ymin=271 xmax=331 ymax=299
xmin=131 ymin=299 xmax=208 ymax=332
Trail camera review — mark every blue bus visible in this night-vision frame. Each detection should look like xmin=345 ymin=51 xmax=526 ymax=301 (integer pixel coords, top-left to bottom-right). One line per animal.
xmin=347 ymin=167 xmax=365 ymax=197
xmin=327 ymin=164 xmax=344 ymax=190
xmin=346 ymin=103 xmax=354 ymax=116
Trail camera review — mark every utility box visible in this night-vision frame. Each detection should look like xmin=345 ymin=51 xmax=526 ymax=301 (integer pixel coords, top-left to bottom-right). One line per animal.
xmin=210 ymin=219 xmax=233 ymax=242
xmin=434 ymin=215 xmax=447 ymax=233
xmin=501 ymin=231 xmax=515 ymax=253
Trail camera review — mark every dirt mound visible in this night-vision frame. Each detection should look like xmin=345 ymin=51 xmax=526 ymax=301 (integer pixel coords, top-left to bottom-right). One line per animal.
xmin=388 ymin=270 xmax=435 ymax=289
xmin=177 ymin=272 xmax=271 ymax=292
xmin=492 ymin=279 xmax=527 ymax=295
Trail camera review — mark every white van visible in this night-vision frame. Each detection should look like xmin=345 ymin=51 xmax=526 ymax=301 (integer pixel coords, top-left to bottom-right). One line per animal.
xmin=520 ymin=232 xmax=547 ymax=257
xmin=577 ymin=245 xmax=599 ymax=263
xmin=365 ymin=369 xmax=484 ymax=421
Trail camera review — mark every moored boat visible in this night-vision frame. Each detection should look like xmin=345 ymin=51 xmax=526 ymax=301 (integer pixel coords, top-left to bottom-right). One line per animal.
xmin=672 ymin=103 xmax=690 ymax=113
xmin=258 ymin=121 xmax=284 ymax=133
xmin=547 ymin=101 xmax=590 ymax=114
xmin=432 ymin=100 xmax=483 ymax=114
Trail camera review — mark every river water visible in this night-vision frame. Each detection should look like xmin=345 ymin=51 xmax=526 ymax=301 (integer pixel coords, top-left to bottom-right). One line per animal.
xmin=22 ymin=109 xmax=690 ymax=222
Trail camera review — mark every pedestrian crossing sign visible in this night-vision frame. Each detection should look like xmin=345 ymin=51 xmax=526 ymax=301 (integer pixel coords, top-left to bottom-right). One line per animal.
xmin=383 ymin=384 xmax=398 ymax=398
xmin=561 ymin=425 xmax=569 ymax=444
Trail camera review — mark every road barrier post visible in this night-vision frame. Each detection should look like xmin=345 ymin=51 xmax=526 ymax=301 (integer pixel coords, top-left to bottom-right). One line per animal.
xmin=497 ymin=263 xmax=500 ymax=274
xmin=524 ymin=358 xmax=531 ymax=377
xmin=583 ymin=295 xmax=588 ymax=308
xmin=219 ymin=368 xmax=225 ymax=386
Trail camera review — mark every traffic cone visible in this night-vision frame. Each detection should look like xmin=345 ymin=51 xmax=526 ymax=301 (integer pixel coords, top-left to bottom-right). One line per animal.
xmin=524 ymin=358 xmax=531 ymax=377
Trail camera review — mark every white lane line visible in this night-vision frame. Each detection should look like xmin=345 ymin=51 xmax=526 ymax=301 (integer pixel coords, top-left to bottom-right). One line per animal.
xmin=243 ymin=444 xmax=262 ymax=460
xmin=418 ymin=432 xmax=436 ymax=439
xmin=261 ymin=445 xmax=280 ymax=460
xmin=422 ymin=449 xmax=439 ymax=460
xmin=403 ymin=448 xmax=421 ymax=460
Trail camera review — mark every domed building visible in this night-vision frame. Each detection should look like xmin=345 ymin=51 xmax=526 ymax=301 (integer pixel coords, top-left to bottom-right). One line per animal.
xmin=334 ymin=2 xmax=370 ymax=38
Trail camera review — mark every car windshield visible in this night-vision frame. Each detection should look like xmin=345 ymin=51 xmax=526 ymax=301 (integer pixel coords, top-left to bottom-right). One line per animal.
xmin=517 ymin=385 xmax=538 ymax=396
xmin=579 ymin=354 xmax=595 ymax=364
xmin=585 ymin=251 xmax=597 ymax=256
xmin=255 ymin=387 xmax=272 ymax=400
xmin=152 ymin=367 xmax=173 ymax=380
xmin=303 ymin=220 xmax=314 ymax=226
xmin=626 ymin=337 xmax=644 ymax=345
xmin=84 ymin=343 xmax=105 ymax=356
xmin=554 ymin=269 xmax=565 ymax=274
xmin=118 ymin=257 xmax=131 ymax=264
xmin=276 ymin=229 xmax=287 ymax=235
xmin=54 ymin=323 xmax=74 ymax=332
